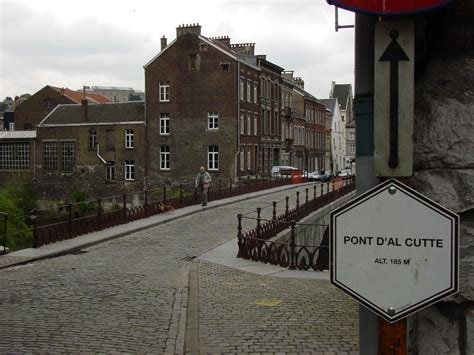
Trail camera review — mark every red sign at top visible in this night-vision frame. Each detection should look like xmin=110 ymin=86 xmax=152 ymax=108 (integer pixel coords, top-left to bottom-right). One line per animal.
xmin=328 ymin=0 xmax=452 ymax=15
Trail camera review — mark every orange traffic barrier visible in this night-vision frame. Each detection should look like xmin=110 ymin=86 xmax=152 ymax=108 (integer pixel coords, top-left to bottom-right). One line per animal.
xmin=291 ymin=171 xmax=303 ymax=184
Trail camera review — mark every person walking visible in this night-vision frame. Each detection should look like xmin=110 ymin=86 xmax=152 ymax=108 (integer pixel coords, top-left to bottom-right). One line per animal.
xmin=195 ymin=166 xmax=211 ymax=206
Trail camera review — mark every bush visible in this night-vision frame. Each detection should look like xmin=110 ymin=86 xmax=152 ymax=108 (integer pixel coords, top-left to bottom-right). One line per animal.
xmin=68 ymin=190 xmax=96 ymax=217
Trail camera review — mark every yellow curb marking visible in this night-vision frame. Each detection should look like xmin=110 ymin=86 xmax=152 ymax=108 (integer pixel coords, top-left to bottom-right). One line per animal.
xmin=251 ymin=299 xmax=283 ymax=307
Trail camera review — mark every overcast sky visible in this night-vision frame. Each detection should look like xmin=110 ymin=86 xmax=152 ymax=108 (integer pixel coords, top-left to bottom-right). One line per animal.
xmin=0 ymin=0 xmax=354 ymax=100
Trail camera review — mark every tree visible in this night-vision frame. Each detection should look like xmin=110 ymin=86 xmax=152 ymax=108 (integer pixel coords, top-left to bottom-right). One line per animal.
xmin=128 ymin=92 xmax=142 ymax=101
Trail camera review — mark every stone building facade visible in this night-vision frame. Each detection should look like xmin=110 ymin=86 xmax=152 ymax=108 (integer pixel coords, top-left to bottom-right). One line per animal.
xmin=408 ymin=1 xmax=474 ymax=353
xmin=34 ymin=101 xmax=145 ymax=199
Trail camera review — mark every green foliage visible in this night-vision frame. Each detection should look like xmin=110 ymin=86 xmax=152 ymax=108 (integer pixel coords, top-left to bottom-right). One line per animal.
xmin=0 ymin=181 xmax=34 ymax=250
xmin=68 ymin=190 xmax=96 ymax=217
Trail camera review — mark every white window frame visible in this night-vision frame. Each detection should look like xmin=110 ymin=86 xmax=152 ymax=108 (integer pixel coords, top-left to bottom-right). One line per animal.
xmin=208 ymin=145 xmax=219 ymax=171
xmin=253 ymin=83 xmax=258 ymax=103
xmin=125 ymin=160 xmax=135 ymax=181
xmin=247 ymin=112 xmax=251 ymax=135
xmin=247 ymin=146 xmax=251 ymax=170
xmin=240 ymin=146 xmax=245 ymax=171
xmin=240 ymin=79 xmax=245 ymax=101
xmin=0 ymin=142 xmax=30 ymax=171
xmin=106 ymin=161 xmax=115 ymax=181
xmin=61 ymin=141 xmax=75 ymax=171
xmin=89 ymin=129 xmax=97 ymax=149
xmin=247 ymin=81 xmax=251 ymax=102
xmin=160 ymin=146 xmax=170 ymax=170
xmin=44 ymin=141 xmax=58 ymax=171
xmin=240 ymin=112 xmax=245 ymax=134
xmin=254 ymin=113 xmax=258 ymax=136
xmin=159 ymin=81 xmax=170 ymax=102
xmin=160 ymin=113 xmax=170 ymax=135
xmin=125 ymin=129 xmax=134 ymax=149
xmin=208 ymin=112 xmax=219 ymax=130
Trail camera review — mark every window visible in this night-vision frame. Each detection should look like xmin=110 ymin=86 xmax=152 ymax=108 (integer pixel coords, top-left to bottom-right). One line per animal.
xmin=247 ymin=81 xmax=251 ymax=102
xmin=160 ymin=146 xmax=170 ymax=170
xmin=89 ymin=129 xmax=97 ymax=150
xmin=240 ymin=112 xmax=245 ymax=134
xmin=350 ymin=144 xmax=356 ymax=154
xmin=0 ymin=142 xmax=29 ymax=170
xmin=247 ymin=146 xmax=251 ymax=170
xmin=221 ymin=62 xmax=230 ymax=72
xmin=188 ymin=54 xmax=200 ymax=70
xmin=160 ymin=113 xmax=170 ymax=135
xmin=254 ymin=113 xmax=258 ymax=135
xmin=125 ymin=160 xmax=135 ymax=180
xmin=125 ymin=129 xmax=134 ymax=149
xmin=240 ymin=146 xmax=245 ymax=171
xmin=159 ymin=81 xmax=170 ymax=102
xmin=247 ymin=112 xmax=251 ymax=135
xmin=208 ymin=112 xmax=219 ymax=130
xmin=199 ymin=43 xmax=208 ymax=52
xmin=61 ymin=141 xmax=75 ymax=171
xmin=44 ymin=141 xmax=58 ymax=171
xmin=253 ymin=83 xmax=258 ymax=103
xmin=8 ymin=122 xmax=14 ymax=131
xmin=106 ymin=161 xmax=115 ymax=181
xmin=208 ymin=145 xmax=219 ymax=171
xmin=240 ymin=79 xmax=245 ymax=100
xmin=43 ymin=99 xmax=53 ymax=109
xmin=106 ymin=129 xmax=115 ymax=151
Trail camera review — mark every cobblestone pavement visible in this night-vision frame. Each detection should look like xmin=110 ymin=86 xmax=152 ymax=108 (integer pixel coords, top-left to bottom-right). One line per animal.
xmin=0 ymin=183 xmax=359 ymax=353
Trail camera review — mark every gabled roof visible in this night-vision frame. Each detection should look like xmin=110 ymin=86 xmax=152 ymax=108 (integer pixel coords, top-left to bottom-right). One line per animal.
xmin=5 ymin=98 xmax=27 ymax=112
xmin=50 ymin=86 xmax=111 ymax=104
xmin=331 ymin=84 xmax=352 ymax=110
xmin=39 ymin=101 xmax=145 ymax=126
xmin=320 ymin=98 xmax=338 ymax=113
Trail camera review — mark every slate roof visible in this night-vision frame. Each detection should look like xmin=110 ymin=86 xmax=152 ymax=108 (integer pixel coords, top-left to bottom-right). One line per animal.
xmin=39 ymin=101 xmax=145 ymax=126
xmin=331 ymin=84 xmax=352 ymax=110
xmin=320 ymin=98 xmax=337 ymax=113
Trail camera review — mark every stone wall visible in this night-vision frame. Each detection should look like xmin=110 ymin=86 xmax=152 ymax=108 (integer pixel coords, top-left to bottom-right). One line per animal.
xmin=410 ymin=1 xmax=474 ymax=353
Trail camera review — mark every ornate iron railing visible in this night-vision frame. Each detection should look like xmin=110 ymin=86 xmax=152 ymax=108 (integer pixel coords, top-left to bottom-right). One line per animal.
xmin=237 ymin=177 xmax=355 ymax=270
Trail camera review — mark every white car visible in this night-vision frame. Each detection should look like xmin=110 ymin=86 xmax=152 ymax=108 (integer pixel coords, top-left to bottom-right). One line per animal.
xmin=337 ymin=169 xmax=352 ymax=177
xmin=271 ymin=166 xmax=299 ymax=177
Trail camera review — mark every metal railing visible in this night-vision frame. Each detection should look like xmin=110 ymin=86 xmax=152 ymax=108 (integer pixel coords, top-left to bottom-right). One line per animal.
xmin=1 ymin=174 xmax=303 ymax=252
xmin=237 ymin=176 xmax=356 ymax=270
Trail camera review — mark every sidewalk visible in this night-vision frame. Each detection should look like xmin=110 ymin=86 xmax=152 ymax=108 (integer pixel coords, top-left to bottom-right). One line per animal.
xmin=0 ymin=182 xmax=316 ymax=270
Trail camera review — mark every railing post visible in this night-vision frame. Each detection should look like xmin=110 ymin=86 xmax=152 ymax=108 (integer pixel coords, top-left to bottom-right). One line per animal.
xmin=31 ymin=209 xmax=38 ymax=248
xmin=179 ymin=184 xmax=183 ymax=207
xmin=163 ymin=184 xmax=167 ymax=203
xmin=144 ymin=188 xmax=148 ymax=216
xmin=272 ymin=202 xmax=277 ymax=221
xmin=237 ymin=214 xmax=244 ymax=258
xmin=305 ymin=188 xmax=309 ymax=207
xmin=229 ymin=177 xmax=232 ymax=191
xmin=1 ymin=213 xmax=7 ymax=254
xmin=68 ymin=203 xmax=73 ymax=235
xmin=218 ymin=178 xmax=221 ymax=199
xmin=238 ymin=177 xmax=241 ymax=193
xmin=296 ymin=191 xmax=300 ymax=210
xmin=122 ymin=194 xmax=127 ymax=222
xmin=321 ymin=183 xmax=324 ymax=197
xmin=256 ymin=207 xmax=261 ymax=239
xmin=97 ymin=198 xmax=102 ymax=228
xmin=313 ymin=185 xmax=317 ymax=200
xmin=289 ymin=220 xmax=296 ymax=270
xmin=285 ymin=196 xmax=289 ymax=217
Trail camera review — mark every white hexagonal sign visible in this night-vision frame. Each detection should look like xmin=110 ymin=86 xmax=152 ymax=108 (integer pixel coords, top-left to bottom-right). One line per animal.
xmin=330 ymin=178 xmax=459 ymax=323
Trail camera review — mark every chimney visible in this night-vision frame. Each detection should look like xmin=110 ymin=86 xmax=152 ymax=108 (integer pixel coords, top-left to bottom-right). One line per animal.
xmin=82 ymin=99 xmax=88 ymax=122
xmin=229 ymin=42 xmax=255 ymax=55
xmin=211 ymin=36 xmax=231 ymax=47
xmin=293 ymin=77 xmax=305 ymax=89
xmin=160 ymin=35 xmax=167 ymax=50
xmin=330 ymin=81 xmax=336 ymax=98
xmin=176 ymin=23 xmax=201 ymax=38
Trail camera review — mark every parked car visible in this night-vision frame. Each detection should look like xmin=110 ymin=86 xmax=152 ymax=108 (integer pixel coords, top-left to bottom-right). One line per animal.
xmin=321 ymin=170 xmax=334 ymax=182
xmin=271 ymin=166 xmax=299 ymax=178
xmin=308 ymin=171 xmax=324 ymax=181
xmin=337 ymin=169 xmax=352 ymax=178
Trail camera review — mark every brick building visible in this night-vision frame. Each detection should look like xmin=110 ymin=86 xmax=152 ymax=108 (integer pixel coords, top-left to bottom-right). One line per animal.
xmin=14 ymin=85 xmax=111 ymax=131
xmin=0 ymin=131 xmax=36 ymax=186
xmin=33 ymin=101 xmax=145 ymax=198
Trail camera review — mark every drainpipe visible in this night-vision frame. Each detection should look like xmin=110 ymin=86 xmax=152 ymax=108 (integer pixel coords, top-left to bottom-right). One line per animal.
xmin=235 ymin=60 xmax=241 ymax=181
xmin=96 ymin=144 xmax=107 ymax=164
xmin=32 ymin=139 xmax=36 ymax=180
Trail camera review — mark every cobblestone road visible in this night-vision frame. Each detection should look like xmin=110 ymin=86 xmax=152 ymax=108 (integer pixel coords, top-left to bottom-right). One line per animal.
xmin=0 ymin=183 xmax=358 ymax=353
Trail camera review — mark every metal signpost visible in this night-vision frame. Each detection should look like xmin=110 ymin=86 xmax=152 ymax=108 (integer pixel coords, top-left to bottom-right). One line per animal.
xmin=326 ymin=0 xmax=456 ymax=353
